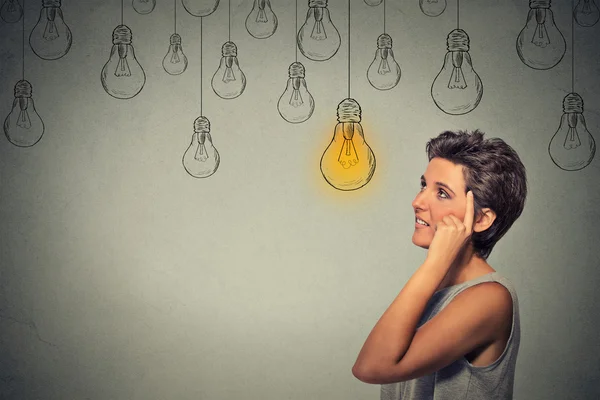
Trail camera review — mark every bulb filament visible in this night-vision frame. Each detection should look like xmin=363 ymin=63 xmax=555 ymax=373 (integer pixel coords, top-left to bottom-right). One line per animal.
xmin=310 ymin=8 xmax=327 ymax=40
xmin=195 ymin=133 xmax=209 ymax=161
xmin=16 ymin=98 xmax=32 ymax=129
xmin=170 ymin=46 xmax=181 ymax=63
xmin=378 ymin=52 xmax=391 ymax=74
xmin=43 ymin=9 xmax=59 ymax=41
xmin=115 ymin=44 xmax=132 ymax=76
xmin=448 ymin=52 xmax=467 ymax=89
xmin=289 ymin=78 xmax=304 ymax=107
xmin=564 ymin=114 xmax=582 ymax=149
xmin=532 ymin=9 xmax=550 ymax=48
xmin=256 ymin=0 xmax=268 ymax=22
xmin=222 ymin=57 xmax=236 ymax=82
xmin=338 ymin=123 xmax=359 ymax=169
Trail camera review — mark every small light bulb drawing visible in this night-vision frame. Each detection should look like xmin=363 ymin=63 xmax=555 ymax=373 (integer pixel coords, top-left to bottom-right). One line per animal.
xmin=29 ymin=0 xmax=72 ymax=60
xmin=246 ymin=0 xmax=278 ymax=39
xmin=0 ymin=0 xmax=23 ymax=23
xmin=367 ymin=33 xmax=401 ymax=91
xmin=277 ymin=61 xmax=315 ymax=123
xmin=163 ymin=33 xmax=188 ymax=75
xmin=548 ymin=93 xmax=596 ymax=171
xmin=182 ymin=0 xmax=219 ymax=17
xmin=132 ymin=0 xmax=156 ymax=15
xmin=419 ymin=0 xmax=447 ymax=17
xmin=574 ymin=0 xmax=599 ymax=27
xmin=431 ymin=29 xmax=483 ymax=115
xmin=101 ymin=25 xmax=146 ymax=99
xmin=516 ymin=0 xmax=566 ymax=70
xmin=211 ymin=41 xmax=246 ymax=99
xmin=4 ymin=80 xmax=45 ymax=148
xmin=183 ymin=116 xmax=220 ymax=178
xmin=297 ymin=0 xmax=341 ymax=61
xmin=364 ymin=0 xmax=383 ymax=6
xmin=320 ymin=98 xmax=376 ymax=191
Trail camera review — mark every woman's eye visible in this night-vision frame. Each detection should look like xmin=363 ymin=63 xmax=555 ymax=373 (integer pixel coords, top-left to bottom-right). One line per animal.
xmin=438 ymin=190 xmax=448 ymax=198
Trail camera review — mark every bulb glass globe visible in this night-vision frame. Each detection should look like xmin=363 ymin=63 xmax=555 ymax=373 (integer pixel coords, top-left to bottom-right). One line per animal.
xmin=431 ymin=29 xmax=483 ymax=115
xmin=297 ymin=0 xmax=341 ymax=61
xmin=246 ymin=0 xmax=278 ymax=39
xmin=278 ymin=62 xmax=315 ymax=123
xmin=4 ymin=80 xmax=44 ymax=147
xmin=320 ymin=98 xmax=376 ymax=191
xmin=548 ymin=93 xmax=596 ymax=171
xmin=163 ymin=33 xmax=188 ymax=75
xmin=364 ymin=0 xmax=383 ymax=6
xmin=367 ymin=33 xmax=401 ymax=90
xmin=182 ymin=0 xmax=219 ymax=16
xmin=132 ymin=0 xmax=155 ymax=14
xmin=211 ymin=41 xmax=246 ymax=99
xmin=0 ymin=0 xmax=23 ymax=23
xmin=183 ymin=116 xmax=220 ymax=178
xmin=419 ymin=0 xmax=446 ymax=17
xmin=101 ymin=25 xmax=146 ymax=99
xmin=516 ymin=0 xmax=566 ymax=70
xmin=29 ymin=0 xmax=72 ymax=60
xmin=574 ymin=0 xmax=600 ymax=27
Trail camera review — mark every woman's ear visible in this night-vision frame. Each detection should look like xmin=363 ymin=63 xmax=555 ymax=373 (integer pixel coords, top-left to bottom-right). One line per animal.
xmin=473 ymin=208 xmax=496 ymax=233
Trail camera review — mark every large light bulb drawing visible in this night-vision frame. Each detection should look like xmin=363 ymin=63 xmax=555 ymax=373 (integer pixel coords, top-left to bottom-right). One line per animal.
xmin=419 ymin=0 xmax=446 ymax=17
xmin=431 ymin=29 xmax=483 ymax=115
xmin=277 ymin=61 xmax=315 ymax=123
xmin=182 ymin=0 xmax=219 ymax=17
xmin=246 ymin=0 xmax=278 ymax=39
xmin=516 ymin=0 xmax=566 ymax=70
xmin=4 ymin=80 xmax=44 ymax=147
xmin=320 ymin=98 xmax=376 ymax=191
xmin=182 ymin=116 xmax=220 ymax=178
xmin=364 ymin=0 xmax=383 ymax=6
xmin=574 ymin=0 xmax=599 ymax=27
xmin=132 ymin=0 xmax=156 ymax=14
xmin=548 ymin=93 xmax=596 ymax=171
xmin=163 ymin=33 xmax=188 ymax=75
xmin=297 ymin=0 xmax=341 ymax=61
xmin=367 ymin=33 xmax=401 ymax=91
xmin=0 ymin=0 xmax=23 ymax=23
xmin=211 ymin=41 xmax=246 ymax=99
xmin=101 ymin=25 xmax=146 ymax=99
xmin=29 ymin=0 xmax=72 ymax=60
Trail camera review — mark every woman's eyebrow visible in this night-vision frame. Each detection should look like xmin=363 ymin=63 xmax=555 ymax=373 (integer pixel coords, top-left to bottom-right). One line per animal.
xmin=421 ymin=175 xmax=456 ymax=196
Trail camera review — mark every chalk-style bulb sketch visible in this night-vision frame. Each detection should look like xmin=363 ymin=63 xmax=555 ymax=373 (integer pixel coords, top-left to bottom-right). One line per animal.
xmin=29 ymin=0 xmax=72 ymax=60
xmin=367 ymin=33 xmax=401 ymax=91
xmin=101 ymin=25 xmax=146 ymax=99
xmin=419 ymin=0 xmax=446 ymax=17
xmin=320 ymin=98 xmax=376 ymax=191
xmin=183 ymin=116 xmax=220 ymax=178
xmin=4 ymin=80 xmax=45 ymax=147
xmin=132 ymin=0 xmax=155 ymax=14
xmin=211 ymin=41 xmax=246 ymax=99
xmin=516 ymin=0 xmax=566 ymax=70
xmin=548 ymin=93 xmax=596 ymax=171
xmin=246 ymin=0 xmax=278 ymax=39
xmin=573 ymin=0 xmax=599 ymax=27
xmin=297 ymin=0 xmax=341 ymax=61
xmin=182 ymin=0 xmax=219 ymax=17
xmin=277 ymin=61 xmax=315 ymax=123
xmin=0 ymin=0 xmax=23 ymax=23
xmin=431 ymin=29 xmax=483 ymax=115
xmin=163 ymin=33 xmax=188 ymax=75
xmin=364 ymin=0 xmax=383 ymax=6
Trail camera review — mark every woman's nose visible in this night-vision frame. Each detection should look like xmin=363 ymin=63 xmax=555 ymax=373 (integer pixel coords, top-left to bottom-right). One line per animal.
xmin=412 ymin=191 xmax=426 ymax=210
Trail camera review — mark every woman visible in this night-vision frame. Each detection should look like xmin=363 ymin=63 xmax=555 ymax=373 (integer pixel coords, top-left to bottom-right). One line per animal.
xmin=352 ymin=130 xmax=528 ymax=399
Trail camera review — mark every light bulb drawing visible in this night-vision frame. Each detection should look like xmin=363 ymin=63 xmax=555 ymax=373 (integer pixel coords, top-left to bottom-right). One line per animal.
xmin=364 ymin=0 xmax=383 ymax=6
xmin=0 ymin=0 xmax=23 ymax=23
xmin=431 ymin=29 xmax=483 ymax=115
xmin=297 ymin=0 xmax=341 ymax=61
xmin=29 ymin=0 xmax=72 ymax=60
xmin=278 ymin=61 xmax=315 ymax=123
xmin=4 ymin=80 xmax=45 ymax=147
xmin=246 ymin=0 xmax=278 ymax=39
xmin=548 ymin=94 xmax=596 ymax=171
xmin=419 ymin=0 xmax=447 ymax=17
xmin=211 ymin=41 xmax=246 ymax=99
xmin=320 ymin=98 xmax=376 ymax=191
xmin=574 ymin=0 xmax=599 ymax=27
xmin=101 ymin=25 xmax=146 ymax=99
xmin=132 ymin=0 xmax=155 ymax=14
xmin=182 ymin=0 xmax=219 ymax=17
xmin=516 ymin=0 xmax=566 ymax=70
xmin=182 ymin=116 xmax=220 ymax=178
xmin=367 ymin=33 xmax=401 ymax=90
xmin=163 ymin=33 xmax=188 ymax=75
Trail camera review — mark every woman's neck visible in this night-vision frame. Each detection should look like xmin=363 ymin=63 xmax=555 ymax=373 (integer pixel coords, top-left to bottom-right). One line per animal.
xmin=435 ymin=245 xmax=495 ymax=291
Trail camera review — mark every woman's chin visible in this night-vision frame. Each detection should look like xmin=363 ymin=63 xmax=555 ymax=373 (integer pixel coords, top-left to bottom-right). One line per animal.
xmin=412 ymin=235 xmax=430 ymax=249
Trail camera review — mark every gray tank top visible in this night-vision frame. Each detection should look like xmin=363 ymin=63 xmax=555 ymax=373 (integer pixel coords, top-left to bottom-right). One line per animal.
xmin=380 ymin=271 xmax=520 ymax=400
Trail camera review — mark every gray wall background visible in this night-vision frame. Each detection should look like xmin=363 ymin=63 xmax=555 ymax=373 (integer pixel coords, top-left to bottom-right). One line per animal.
xmin=1 ymin=0 xmax=599 ymax=399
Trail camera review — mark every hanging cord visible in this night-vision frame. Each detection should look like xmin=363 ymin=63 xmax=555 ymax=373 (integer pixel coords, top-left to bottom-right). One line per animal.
xmin=348 ymin=0 xmax=350 ymax=98
xmin=22 ymin=0 xmax=25 ymax=80
xmin=174 ymin=0 xmax=177 ymax=34
xmin=295 ymin=0 xmax=298 ymax=62
xmin=201 ymin=17 xmax=203 ymax=115
xmin=571 ymin=0 xmax=574 ymax=92
xmin=228 ymin=0 xmax=231 ymax=41
xmin=121 ymin=0 xmax=124 ymax=25
xmin=383 ymin=0 xmax=386 ymax=34
xmin=457 ymin=0 xmax=460 ymax=29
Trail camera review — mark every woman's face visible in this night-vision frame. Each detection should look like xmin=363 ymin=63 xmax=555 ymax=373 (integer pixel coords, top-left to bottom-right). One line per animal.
xmin=411 ymin=157 xmax=469 ymax=249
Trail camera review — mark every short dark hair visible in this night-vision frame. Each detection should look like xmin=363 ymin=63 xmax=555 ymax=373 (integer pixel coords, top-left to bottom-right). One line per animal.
xmin=425 ymin=130 xmax=528 ymax=260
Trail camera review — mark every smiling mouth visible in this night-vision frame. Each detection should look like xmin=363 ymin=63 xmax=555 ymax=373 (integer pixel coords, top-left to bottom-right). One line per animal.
xmin=415 ymin=217 xmax=429 ymax=226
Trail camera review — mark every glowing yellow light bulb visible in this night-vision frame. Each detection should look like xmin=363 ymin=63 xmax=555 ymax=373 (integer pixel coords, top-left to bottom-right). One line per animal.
xmin=320 ymin=98 xmax=376 ymax=191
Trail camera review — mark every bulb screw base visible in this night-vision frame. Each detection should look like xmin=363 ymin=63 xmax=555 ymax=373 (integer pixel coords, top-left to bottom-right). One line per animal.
xmin=563 ymin=93 xmax=583 ymax=114
xmin=222 ymin=41 xmax=237 ymax=57
xmin=530 ymin=0 xmax=550 ymax=9
xmin=337 ymin=98 xmax=361 ymax=123
xmin=113 ymin=25 xmax=133 ymax=45
xmin=194 ymin=116 xmax=211 ymax=133
xmin=43 ymin=0 xmax=61 ymax=8
xmin=447 ymin=29 xmax=470 ymax=52
xmin=377 ymin=33 xmax=392 ymax=49
xmin=14 ymin=80 xmax=32 ymax=98
xmin=309 ymin=0 xmax=327 ymax=8
xmin=288 ymin=62 xmax=305 ymax=78
xmin=170 ymin=33 xmax=182 ymax=45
